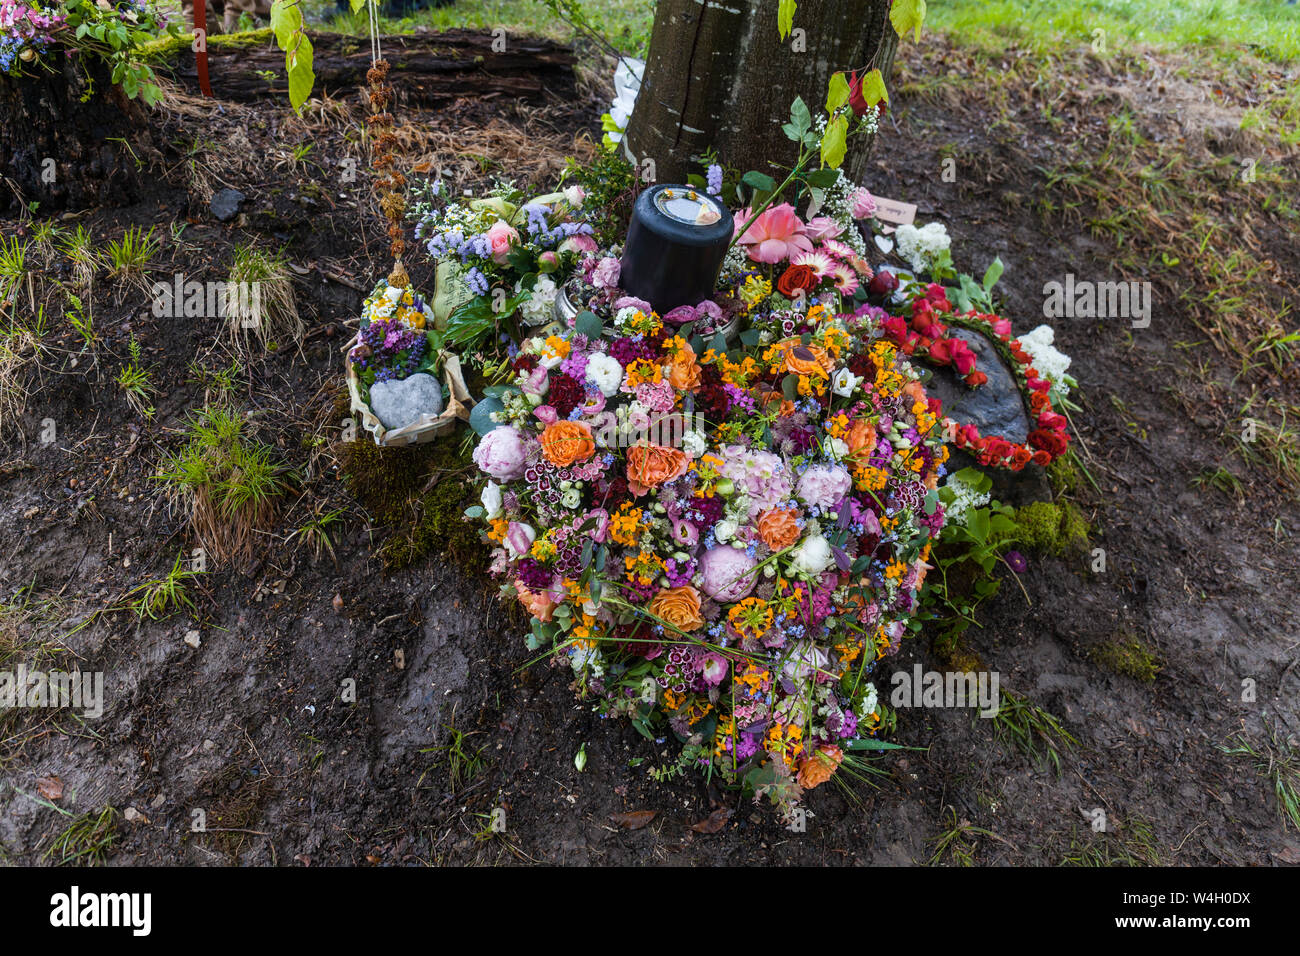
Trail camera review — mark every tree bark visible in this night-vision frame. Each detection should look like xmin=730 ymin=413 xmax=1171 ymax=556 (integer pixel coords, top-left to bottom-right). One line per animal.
xmin=625 ymin=0 xmax=894 ymax=185
xmin=0 ymin=51 xmax=153 ymax=214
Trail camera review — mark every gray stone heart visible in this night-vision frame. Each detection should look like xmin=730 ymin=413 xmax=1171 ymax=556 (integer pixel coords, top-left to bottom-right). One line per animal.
xmin=368 ymin=372 xmax=445 ymax=431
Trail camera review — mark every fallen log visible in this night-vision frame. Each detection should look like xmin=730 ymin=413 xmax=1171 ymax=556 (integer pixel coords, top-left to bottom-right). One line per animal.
xmin=156 ymin=28 xmax=576 ymax=105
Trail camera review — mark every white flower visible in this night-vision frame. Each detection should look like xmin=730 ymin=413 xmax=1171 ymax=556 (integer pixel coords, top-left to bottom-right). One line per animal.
xmin=585 ymin=352 xmax=624 ymax=397
xmin=1018 ymin=324 xmax=1072 ymax=397
xmin=859 ymin=682 xmax=879 ymax=716
xmin=561 ymin=488 xmax=582 ymax=510
xmin=520 ymin=274 xmax=558 ymax=328
xmin=831 ymin=367 xmax=861 ymax=397
xmin=681 ymin=430 xmax=706 ymax=458
xmin=790 ymin=533 xmax=834 ymax=577
xmin=941 ymin=471 xmax=991 ymax=527
xmin=895 ymin=222 xmax=951 ymax=274
xmin=714 ymin=519 xmax=737 ymax=544
xmin=613 ymin=306 xmax=641 ymax=328
xmin=825 ymin=436 xmax=849 ymax=461
xmin=481 ymin=481 xmax=503 ymax=519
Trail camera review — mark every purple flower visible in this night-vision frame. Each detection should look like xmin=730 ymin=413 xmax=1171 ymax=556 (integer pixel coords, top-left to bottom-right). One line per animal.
xmin=1005 ymin=551 xmax=1028 ymax=574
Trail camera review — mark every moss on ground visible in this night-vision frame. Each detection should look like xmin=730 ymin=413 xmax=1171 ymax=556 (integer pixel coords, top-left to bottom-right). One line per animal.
xmin=336 ymin=415 xmax=483 ymax=572
xmin=998 ymin=500 xmax=1090 ymax=555
xmin=1087 ymin=635 xmax=1162 ymax=683
xmin=1046 ymin=455 xmax=1082 ymax=496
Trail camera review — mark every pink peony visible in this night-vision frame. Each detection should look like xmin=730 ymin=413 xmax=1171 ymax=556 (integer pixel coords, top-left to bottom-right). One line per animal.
xmin=734 ymin=203 xmax=813 ymax=264
xmin=796 ymin=464 xmax=852 ymax=509
xmin=592 ymin=256 xmax=621 ymax=289
xmin=699 ymin=545 xmax=758 ymax=602
xmin=486 ymin=220 xmax=520 ymax=264
xmin=473 ymin=426 xmax=528 ymax=481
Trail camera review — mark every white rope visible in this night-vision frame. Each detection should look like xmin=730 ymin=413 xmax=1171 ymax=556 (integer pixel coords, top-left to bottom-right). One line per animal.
xmin=368 ymin=0 xmax=381 ymax=65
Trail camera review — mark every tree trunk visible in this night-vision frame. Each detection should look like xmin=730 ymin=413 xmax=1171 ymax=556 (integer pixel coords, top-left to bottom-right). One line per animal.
xmin=0 ymin=51 xmax=154 ymax=214
xmin=625 ymin=0 xmax=894 ymax=185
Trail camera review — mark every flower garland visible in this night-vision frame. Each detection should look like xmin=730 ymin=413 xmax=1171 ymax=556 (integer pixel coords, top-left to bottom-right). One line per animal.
xmin=877 ymin=283 xmax=1071 ymax=471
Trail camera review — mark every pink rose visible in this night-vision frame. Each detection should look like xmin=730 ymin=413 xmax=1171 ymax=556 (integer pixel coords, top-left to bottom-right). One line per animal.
xmin=538 ymin=250 xmax=560 ymax=273
xmin=473 ymin=426 xmax=528 ymax=481
xmin=849 ymin=187 xmax=877 ymax=220
xmin=533 ymin=405 xmax=559 ymax=425
xmin=699 ymin=546 xmax=757 ymax=602
xmin=520 ymin=366 xmax=550 ymax=399
xmin=796 ymin=464 xmax=853 ymax=509
xmin=486 ymin=220 xmax=520 ymax=264
xmin=804 ymin=216 xmax=845 ymax=243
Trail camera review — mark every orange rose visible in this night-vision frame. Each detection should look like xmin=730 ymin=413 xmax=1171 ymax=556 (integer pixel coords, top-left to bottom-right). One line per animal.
xmin=648 ymin=585 xmax=704 ymax=633
xmin=540 ymin=420 xmax=595 ymax=467
xmin=514 ymin=580 xmax=557 ymax=623
xmin=756 ymin=508 xmax=801 ymax=552
xmin=846 ymin=418 xmax=877 ymax=462
xmin=776 ymin=337 xmax=834 ymax=378
xmin=667 ymin=347 xmax=701 ymax=391
xmin=626 ymin=442 xmax=690 ymax=496
xmin=796 ymin=744 xmax=843 ymax=790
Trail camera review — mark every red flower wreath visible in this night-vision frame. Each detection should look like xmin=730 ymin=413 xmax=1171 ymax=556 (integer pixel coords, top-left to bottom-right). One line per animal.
xmin=878 ymin=284 xmax=1071 ymax=472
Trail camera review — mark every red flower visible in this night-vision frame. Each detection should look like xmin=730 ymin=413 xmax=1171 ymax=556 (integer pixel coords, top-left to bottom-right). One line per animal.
xmin=1038 ymin=411 xmax=1067 ymax=431
xmin=950 ymin=340 xmax=977 ymax=375
xmin=1028 ymin=428 xmax=1068 ymax=456
xmin=1031 ymin=450 xmax=1052 ymax=466
xmin=965 ymin=371 xmax=989 ymax=387
xmin=777 ymin=263 xmax=818 ymax=297
xmin=928 ymin=338 xmax=953 ymax=365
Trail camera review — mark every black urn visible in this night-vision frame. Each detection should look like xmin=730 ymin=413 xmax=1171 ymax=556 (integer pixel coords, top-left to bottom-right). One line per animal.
xmin=619 ymin=185 xmax=734 ymax=315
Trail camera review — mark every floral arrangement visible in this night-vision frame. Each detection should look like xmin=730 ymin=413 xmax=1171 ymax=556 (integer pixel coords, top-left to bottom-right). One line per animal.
xmin=347 ymin=279 xmax=438 ymax=398
xmin=409 ymin=179 xmax=596 ymax=344
xmin=0 ymin=0 xmax=179 ymax=102
xmin=469 ymin=298 xmax=949 ymax=810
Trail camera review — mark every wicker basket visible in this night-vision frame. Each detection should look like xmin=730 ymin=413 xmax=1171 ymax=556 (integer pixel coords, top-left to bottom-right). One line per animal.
xmin=345 ymin=337 xmax=471 ymax=447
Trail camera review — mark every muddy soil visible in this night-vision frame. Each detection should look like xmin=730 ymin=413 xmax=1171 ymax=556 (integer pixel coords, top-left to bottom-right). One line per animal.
xmin=1 ymin=35 xmax=1298 ymax=867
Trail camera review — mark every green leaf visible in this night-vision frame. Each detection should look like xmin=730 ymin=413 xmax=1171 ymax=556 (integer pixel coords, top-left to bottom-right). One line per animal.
xmin=286 ymin=35 xmax=315 ymax=112
xmin=789 ymin=96 xmax=812 ymax=136
xmin=859 ymin=68 xmax=890 ymax=107
xmin=575 ymin=310 xmax=603 ymax=339
xmin=803 ymin=168 xmax=840 ymax=188
xmin=820 ymin=114 xmax=848 ymax=169
xmin=777 ymin=0 xmax=797 ymax=40
xmin=891 ymin=0 xmax=927 ymax=42
xmin=741 ymin=170 xmax=776 ymax=194
xmin=844 ymin=738 xmax=907 ymax=751
xmin=982 ymin=256 xmax=1004 ymax=293
xmin=463 ymin=505 xmax=484 ymax=519
xmin=826 ymin=71 xmax=851 ymax=113
xmin=781 ymin=373 xmax=799 ymax=401
xmin=350 ymin=0 xmax=368 ymax=11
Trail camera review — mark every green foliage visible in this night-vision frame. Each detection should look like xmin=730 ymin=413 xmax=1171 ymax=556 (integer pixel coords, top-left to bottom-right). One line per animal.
xmin=1221 ymin=725 xmax=1300 ymax=831
xmin=565 ymin=145 xmax=637 ymax=247
xmin=992 ymin=690 xmax=1077 ymax=775
xmin=115 ymin=335 xmax=155 ymax=418
xmin=156 ymin=404 xmax=293 ymax=563
xmin=121 ymin=551 xmax=203 ymax=622
xmin=44 ymin=807 xmax=119 ymax=866
xmin=891 ymin=0 xmax=928 ymax=42
xmin=270 ymin=0 xmax=316 ymax=111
